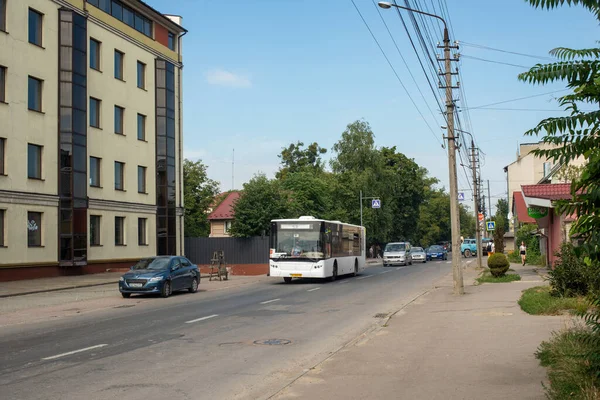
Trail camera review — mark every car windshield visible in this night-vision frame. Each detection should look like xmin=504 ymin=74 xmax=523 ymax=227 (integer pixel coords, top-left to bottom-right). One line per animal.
xmin=131 ymin=258 xmax=170 ymax=271
xmin=385 ymin=243 xmax=406 ymax=252
xmin=273 ymin=223 xmax=323 ymax=259
xmin=429 ymin=246 xmax=443 ymax=252
xmin=413 ymin=247 xmax=424 ymax=253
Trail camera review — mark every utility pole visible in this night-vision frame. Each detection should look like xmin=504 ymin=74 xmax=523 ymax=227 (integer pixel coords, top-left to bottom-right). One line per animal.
xmin=487 ymin=179 xmax=492 ymax=222
xmin=439 ymin=29 xmax=464 ymax=295
xmin=471 ymin=143 xmax=483 ymax=269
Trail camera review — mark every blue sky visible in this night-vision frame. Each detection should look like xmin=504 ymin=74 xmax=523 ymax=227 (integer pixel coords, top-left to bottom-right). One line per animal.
xmin=151 ymin=0 xmax=598 ymax=214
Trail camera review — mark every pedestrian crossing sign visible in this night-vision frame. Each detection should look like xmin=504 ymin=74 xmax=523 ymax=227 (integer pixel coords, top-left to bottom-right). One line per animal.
xmin=487 ymin=221 xmax=496 ymax=231
xmin=372 ymin=199 xmax=381 ymax=209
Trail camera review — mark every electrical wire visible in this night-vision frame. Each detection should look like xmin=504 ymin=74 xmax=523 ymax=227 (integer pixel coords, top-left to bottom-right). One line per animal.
xmin=349 ymin=0 xmax=444 ymax=148
xmin=460 ymin=41 xmax=555 ymax=61
xmin=461 ymin=55 xmax=531 ymax=69
xmin=463 ymin=89 xmax=570 ymax=110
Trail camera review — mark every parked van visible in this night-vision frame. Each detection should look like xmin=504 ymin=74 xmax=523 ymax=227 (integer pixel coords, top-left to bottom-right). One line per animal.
xmin=383 ymin=242 xmax=412 ymax=267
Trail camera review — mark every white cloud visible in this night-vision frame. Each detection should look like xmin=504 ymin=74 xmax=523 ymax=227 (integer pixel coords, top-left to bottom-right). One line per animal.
xmin=205 ymin=69 xmax=252 ymax=88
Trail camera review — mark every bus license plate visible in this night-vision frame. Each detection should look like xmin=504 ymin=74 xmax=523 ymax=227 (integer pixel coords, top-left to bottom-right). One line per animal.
xmin=290 ymin=274 xmax=302 ymax=277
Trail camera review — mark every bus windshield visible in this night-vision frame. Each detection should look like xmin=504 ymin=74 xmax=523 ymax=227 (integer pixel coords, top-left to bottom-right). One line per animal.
xmin=272 ymin=222 xmax=323 ymax=260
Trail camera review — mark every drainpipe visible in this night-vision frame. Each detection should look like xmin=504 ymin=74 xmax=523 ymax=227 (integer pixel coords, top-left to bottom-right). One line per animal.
xmin=177 ymin=30 xmax=187 ymax=256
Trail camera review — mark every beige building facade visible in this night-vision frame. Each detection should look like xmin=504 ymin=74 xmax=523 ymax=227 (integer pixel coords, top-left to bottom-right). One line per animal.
xmin=0 ymin=0 xmax=186 ymax=281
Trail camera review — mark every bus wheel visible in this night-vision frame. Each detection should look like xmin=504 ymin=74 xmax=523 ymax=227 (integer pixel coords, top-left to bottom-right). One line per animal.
xmin=353 ymin=259 xmax=358 ymax=277
xmin=283 ymin=277 xmax=292 ymax=283
xmin=330 ymin=263 xmax=338 ymax=282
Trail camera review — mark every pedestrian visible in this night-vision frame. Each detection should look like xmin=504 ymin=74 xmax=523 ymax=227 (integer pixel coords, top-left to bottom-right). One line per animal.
xmin=490 ymin=241 xmax=495 ymax=253
xmin=369 ymin=245 xmax=374 ymax=259
xmin=520 ymin=241 xmax=527 ymax=266
xmin=376 ymin=244 xmax=382 ymax=259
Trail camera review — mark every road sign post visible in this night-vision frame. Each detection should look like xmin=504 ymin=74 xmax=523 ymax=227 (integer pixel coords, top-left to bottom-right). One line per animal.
xmin=371 ymin=199 xmax=381 ymax=209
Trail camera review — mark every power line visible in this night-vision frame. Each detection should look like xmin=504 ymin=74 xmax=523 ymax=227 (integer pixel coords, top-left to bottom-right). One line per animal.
xmin=349 ymin=0 xmax=444 ymax=148
xmin=466 ymin=107 xmax=590 ymax=112
xmin=460 ymin=41 xmax=555 ymax=61
xmin=461 ymin=55 xmax=531 ymax=69
xmin=463 ymin=89 xmax=569 ymax=110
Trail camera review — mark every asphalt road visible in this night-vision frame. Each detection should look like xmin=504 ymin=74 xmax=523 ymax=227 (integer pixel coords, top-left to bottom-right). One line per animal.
xmin=0 ymin=258 xmax=453 ymax=400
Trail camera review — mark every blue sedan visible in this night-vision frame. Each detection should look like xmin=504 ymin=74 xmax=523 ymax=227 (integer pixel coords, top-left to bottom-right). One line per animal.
xmin=426 ymin=245 xmax=448 ymax=261
xmin=119 ymin=256 xmax=200 ymax=298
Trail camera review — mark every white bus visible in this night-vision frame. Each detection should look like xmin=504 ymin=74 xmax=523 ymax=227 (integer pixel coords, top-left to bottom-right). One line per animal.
xmin=269 ymin=216 xmax=366 ymax=283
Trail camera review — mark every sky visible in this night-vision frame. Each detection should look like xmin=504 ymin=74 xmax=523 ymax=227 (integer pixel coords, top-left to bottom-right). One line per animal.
xmin=150 ymin=0 xmax=598 ymax=215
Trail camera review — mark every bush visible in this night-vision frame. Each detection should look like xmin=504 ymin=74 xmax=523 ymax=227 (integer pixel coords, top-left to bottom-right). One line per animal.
xmin=519 ymin=286 xmax=589 ymax=315
xmin=487 ymin=253 xmax=509 ymax=277
xmin=549 ymin=243 xmax=596 ymax=298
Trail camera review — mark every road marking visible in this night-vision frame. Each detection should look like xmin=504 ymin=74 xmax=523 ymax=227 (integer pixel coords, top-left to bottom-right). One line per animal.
xmin=260 ymin=298 xmax=281 ymax=304
xmin=307 ymin=288 xmax=321 ymax=292
xmin=337 ymin=280 xmax=350 ymax=284
xmin=42 ymin=344 xmax=108 ymax=361
xmin=185 ymin=314 xmax=219 ymax=324
xmin=446 ymin=261 xmax=451 ymax=264
xmin=380 ymin=270 xmax=391 ymax=274
xmin=357 ymin=275 xmax=373 ymax=280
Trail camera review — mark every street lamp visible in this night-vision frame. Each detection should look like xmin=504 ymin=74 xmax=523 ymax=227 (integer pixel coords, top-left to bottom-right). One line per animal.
xmin=380 ymin=1 xmax=464 ymax=295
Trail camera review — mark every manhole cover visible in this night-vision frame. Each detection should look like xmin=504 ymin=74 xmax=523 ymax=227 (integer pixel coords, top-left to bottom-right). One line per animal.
xmin=374 ymin=313 xmax=389 ymax=318
xmin=253 ymin=339 xmax=292 ymax=346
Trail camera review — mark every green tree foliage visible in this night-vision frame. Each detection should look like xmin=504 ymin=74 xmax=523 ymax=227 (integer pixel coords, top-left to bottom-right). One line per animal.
xmin=183 ymin=159 xmax=220 ymax=237
xmin=488 ymin=253 xmax=510 ymax=277
xmin=496 ymin=198 xmax=509 ymax=230
xmin=229 ymin=174 xmax=291 ymax=238
xmin=276 ymin=141 xmax=327 ymax=179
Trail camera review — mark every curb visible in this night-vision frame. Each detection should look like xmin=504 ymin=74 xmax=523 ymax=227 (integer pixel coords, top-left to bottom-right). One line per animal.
xmin=0 ymin=274 xmax=215 ymax=299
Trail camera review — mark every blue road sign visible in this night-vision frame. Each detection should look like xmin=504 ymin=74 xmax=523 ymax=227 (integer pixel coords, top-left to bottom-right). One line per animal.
xmin=372 ymin=199 xmax=381 ymax=209
xmin=458 ymin=192 xmax=465 ymax=201
xmin=487 ymin=221 xmax=496 ymax=231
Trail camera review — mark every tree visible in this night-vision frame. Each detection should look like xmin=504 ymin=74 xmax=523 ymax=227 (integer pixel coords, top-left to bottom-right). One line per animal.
xmin=330 ymin=120 xmax=378 ymax=174
xmin=496 ymin=198 xmax=509 ymax=230
xmin=183 ymin=159 xmax=220 ymax=237
xmin=229 ymin=174 xmax=291 ymax=238
xmin=519 ymin=0 xmax=600 ymax=261
xmin=276 ymin=141 xmax=327 ymax=179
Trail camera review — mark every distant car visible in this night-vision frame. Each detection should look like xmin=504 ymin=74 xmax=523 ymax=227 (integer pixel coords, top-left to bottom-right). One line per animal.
xmin=119 ymin=256 xmax=200 ymax=298
xmin=383 ymin=242 xmax=412 ymax=267
xmin=411 ymin=247 xmax=427 ymax=263
xmin=426 ymin=245 xmax=448 ymax=261
xmin=437 ymin=241 xmax=450 ymax=252
xmin=461 ymin=239 xmax=478 ymax=258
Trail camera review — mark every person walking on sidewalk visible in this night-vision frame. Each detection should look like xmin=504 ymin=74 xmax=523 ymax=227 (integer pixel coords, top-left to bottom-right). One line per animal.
xmin=369 ymin=245 xmax=374 ymax=259
xmin=520 ymin=241 xmax=527 ymax=265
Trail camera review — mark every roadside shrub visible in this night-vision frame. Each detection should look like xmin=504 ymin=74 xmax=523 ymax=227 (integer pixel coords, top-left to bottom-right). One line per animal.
xmin=549 ymin=243 xmax=594 ymax=298
xmin=488 ymin=253 xmax=509 ymax=277
xmin=508 ymin=250 xmax=521 ymax=264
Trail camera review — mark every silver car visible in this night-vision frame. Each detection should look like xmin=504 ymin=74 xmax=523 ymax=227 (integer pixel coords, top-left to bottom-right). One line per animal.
xmin=410 ymin=247 xmax=427 ymax=263
xmin=383 ymin=242 xmax=412 ymax=267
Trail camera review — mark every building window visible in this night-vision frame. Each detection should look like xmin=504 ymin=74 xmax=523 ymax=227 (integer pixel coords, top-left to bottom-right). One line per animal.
xmin=27 ymin=212 xmax=42 ymax=247
xmin=90 ymin=97 xmax=101 ymax=128
xmin=114 ymin=50 xmax=124 ymax=80
xmin=27 ymin=144 xmax=42 ymax=179
xmin=168 ymin=32 xmax=175 ymax=51
xmin=114 ymin=161 xmax=124 ymax=190
xmin=28 ymin=76 xmax=42 ymax=112
xmin=87 ymin=0 xmax=152 ymax=37
xmin=115 ymin=216 xmax=125 ymax=245
xmin=0 ymin=0 xmax=6 ymax=32
xmin=224 ymin=220 xmax=232 ymax=234
xmin=137 ymin=113 xmax=146 ymax=141
xmin=138 ymin=166 xmax=146 ymax=193
xmin=0 ymin=137 xmax=5 ymax=175
xmin=114 ymin=105 xmax=124 ymax=134
xmin=0 ymin=209 xmax=4 ymax=246
xmin=137 ymin=61 xmax=146 ymax=89
xmin=0 ymin=66 xmax=5 ymax=103
xmin=90 ymin=38 xmax=101 ymax=71
xmin=138 ymin=218 xmax=147 ymax=245
xmin=90 ymin=215 xmax=101 ymax=246
xmin=90 ymin=156 xmax=101 ymax=187
xmin=28 ymin=9 xmax=43 ymax=47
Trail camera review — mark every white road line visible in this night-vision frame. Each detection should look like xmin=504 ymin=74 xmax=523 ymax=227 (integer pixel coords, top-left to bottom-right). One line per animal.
xmin=357 ymin=275 xmax=373 ymax=280
xmin=185 ymin=314 xmax=219 ymax=324
xmin=260 ymin=298 xmax=281 ymax=305
xmin=396 ymin=267 xmax=402 ymax=270
xmin=42 ymin=344 xmax=108 ymax=361
xmin=380 ymin=270 xmax=391 ymax=274
xmin=307 ymin=288 xmax=321 ymax=292
xmin=337 ymin=280 xmax=350 ymax=284
xmin=446 ymin=261 xmax=451 ymax=264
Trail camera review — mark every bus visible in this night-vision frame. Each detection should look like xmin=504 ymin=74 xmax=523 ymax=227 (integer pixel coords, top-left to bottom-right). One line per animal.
xmin=269 ymin=216 xmax=366 ymax=283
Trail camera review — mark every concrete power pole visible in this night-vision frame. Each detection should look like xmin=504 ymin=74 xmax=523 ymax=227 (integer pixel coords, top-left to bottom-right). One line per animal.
xmin=471 ymin=143 xmax=483 ymax=270
xmin=440 ymin=29 xmax=464 ymax=295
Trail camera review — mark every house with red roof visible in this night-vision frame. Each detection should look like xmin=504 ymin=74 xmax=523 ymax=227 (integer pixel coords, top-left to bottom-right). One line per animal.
xmin=208 ymin=191 xmax=241 ymax=237
xmin=521 ymin=183 xmax=578 ymax=267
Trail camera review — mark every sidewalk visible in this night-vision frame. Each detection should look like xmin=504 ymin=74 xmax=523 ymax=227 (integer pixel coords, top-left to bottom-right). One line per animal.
xmin=274 ymin=263 xmax=566 ymax=400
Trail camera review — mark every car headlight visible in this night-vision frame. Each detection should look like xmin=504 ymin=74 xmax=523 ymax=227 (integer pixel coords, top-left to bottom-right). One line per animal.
xmin=119 ymin=277 xmax=124 ymax=282
xmin=149 ymin=276 xmax=164 ymax=282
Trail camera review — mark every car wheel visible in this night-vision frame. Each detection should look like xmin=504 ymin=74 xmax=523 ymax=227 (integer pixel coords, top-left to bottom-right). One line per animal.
xmin=353 ymin=260 xmax=358 ymax=277
xmin=330 ymin=264 xmax=338 ymax=282
xmin=464 ymin=249 xmax=471 ymax=258
xmin=188 ymin=277 xmax=198 ymax=293
xmin=121 ymin=292 xmax=131 ymax=298
xmin=283 ymin=277 xmax=292 ymax=283
xmin=161 ymin=280 xmax=171 ymax=298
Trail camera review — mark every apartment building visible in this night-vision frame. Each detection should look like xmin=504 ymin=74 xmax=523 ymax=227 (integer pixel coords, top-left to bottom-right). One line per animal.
xmin=0 ymin=0 xmax=186 ymax=281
